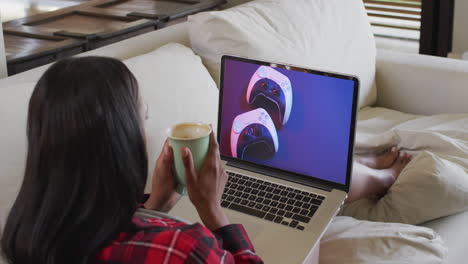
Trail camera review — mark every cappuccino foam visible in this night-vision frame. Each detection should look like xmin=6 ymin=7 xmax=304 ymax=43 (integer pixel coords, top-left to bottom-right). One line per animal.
xmin=170 ymin=123 xmax=211 ymax=139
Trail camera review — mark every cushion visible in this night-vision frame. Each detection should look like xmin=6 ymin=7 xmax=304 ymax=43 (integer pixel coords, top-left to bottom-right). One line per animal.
xmin=123 ymin=43 xmax=219 ymax=191
xmin=343 ymin=107 xmax=468 ymax=225
xmin=188 ymin=0 xmax=377 ymax=108
xmin=0 ymin=82 xmax=35 ymax=231
xmin=0 ymin=43 xmax=218 ymax=230
xmin=321 ymin=216 xmax=447 ymax=264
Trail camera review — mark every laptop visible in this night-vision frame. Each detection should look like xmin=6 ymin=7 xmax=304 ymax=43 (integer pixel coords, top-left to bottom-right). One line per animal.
xmin=171 ymin=55 xmax=359 ymax=263
xmin=220 ymin=55 xmax=359 ymax=261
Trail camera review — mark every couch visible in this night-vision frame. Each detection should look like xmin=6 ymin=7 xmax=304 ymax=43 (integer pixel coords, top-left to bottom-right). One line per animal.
xmin=1 ymin=1 xmax=468 ymax=263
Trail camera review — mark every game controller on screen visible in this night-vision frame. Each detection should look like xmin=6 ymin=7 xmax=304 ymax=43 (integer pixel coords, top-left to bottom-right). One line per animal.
xmin=231 ymin=66 xmax=293 ymax=159
xmin=246 ymin=66 xmax=293 ymax=127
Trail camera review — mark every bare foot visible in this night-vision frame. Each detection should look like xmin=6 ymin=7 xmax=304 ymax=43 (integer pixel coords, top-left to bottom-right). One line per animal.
xmin=373 ymin=152 xmax=412 ymax=196
xmin=355 ymin=146 xmax=399 ymax=169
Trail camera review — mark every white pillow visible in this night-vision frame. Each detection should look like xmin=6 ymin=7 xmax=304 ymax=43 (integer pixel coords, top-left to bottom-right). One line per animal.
xmin=189 ymin=0 xmax=377 ymax=108
xmin=123 ymin=43 xmax=219 ymax=190
xmin=0 ymin=82 xmax=35 ymax=231
xmin=341 ymin=151 xmax=468 ymax=225
xmin=321 ymin=216 xmax=447 ymax=264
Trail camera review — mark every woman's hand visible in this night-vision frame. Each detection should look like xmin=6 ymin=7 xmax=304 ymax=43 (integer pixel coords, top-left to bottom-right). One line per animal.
xmin=182 ymin=131 xmax=229 ymax=231
xmin=144 ymin=141 xmax=180 ymax=213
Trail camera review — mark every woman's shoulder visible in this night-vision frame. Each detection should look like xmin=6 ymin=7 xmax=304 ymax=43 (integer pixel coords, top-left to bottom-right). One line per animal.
xmin=97 ymin=216 xmax=219 ymax=263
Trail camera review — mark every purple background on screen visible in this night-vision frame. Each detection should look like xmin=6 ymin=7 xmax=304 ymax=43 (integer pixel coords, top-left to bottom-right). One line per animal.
xmin=220 ymin=59 xmax=355 ymax=185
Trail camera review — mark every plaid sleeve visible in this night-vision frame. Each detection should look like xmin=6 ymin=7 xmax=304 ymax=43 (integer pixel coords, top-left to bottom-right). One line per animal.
xmin=211 ymin=224 xmax=263 ymax=264
xmin=173 ymin=223 xmax=263 ymax=264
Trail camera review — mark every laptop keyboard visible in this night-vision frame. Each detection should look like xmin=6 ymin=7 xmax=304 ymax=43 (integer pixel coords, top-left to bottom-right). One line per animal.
xmin=221 ymin=171 xmax=325 ymax=231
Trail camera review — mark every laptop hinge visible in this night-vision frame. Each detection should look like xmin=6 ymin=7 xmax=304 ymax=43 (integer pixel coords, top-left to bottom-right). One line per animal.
xmin=226 ymin=161 xmax=333 ymax=192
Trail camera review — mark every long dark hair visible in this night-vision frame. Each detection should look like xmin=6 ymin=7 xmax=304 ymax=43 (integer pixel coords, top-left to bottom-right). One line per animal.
xmin=1 ymin=57 xmax=148 ymax=264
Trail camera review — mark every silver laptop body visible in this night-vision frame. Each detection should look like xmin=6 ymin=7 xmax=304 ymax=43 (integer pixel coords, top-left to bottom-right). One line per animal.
xmin=172 ymin=55 xmax=359 ymax=263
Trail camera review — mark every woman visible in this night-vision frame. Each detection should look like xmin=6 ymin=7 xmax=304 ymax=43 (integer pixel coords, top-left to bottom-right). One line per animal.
xmin=1 ymin=57 xmax=263 ymax=264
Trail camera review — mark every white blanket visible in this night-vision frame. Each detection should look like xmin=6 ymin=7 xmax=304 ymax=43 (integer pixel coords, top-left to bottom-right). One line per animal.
xmin=321 ymin=216 xmax=447 ymax=264
xmin=343 ymin=107 xmax=468 ymax=225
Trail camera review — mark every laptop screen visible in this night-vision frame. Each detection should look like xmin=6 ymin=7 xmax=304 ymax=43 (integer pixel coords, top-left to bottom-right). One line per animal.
xmin=219 ymin=56 xmax=358 ymax=187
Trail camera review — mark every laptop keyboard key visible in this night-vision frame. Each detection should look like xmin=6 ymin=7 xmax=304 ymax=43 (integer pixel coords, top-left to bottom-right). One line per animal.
xmin=227 ymin=196 xmax=234 ymax=202
xmin=248 ymin=194 xmax=256 ymax=200
xmin=266 ymin=187 xmax=274 ymax=192
xmin=259 ymin=191 xmax=266 ymax=197
xmin=241 ymin=199 xmax=248 ymax=205
xmin=256 ymin=197 xmax=264 ymax=203
xmin=280 ymin=197 xmax=288 ymax=203
xmin=270 ymin=201 xmax=279 ymax=207
xmin=221 ymin=201 xmax=230 ymax=208
xmin=287 ymin=193 xmax=295 ymax=198
xmin=270 ymin=208 xmax=278 ymax=214
xmin=273 ymin=189 xmax=281 ymax=194
xmin=252 ymin=183 xmax=259 ymax=188
xmin=265 ymin=213 xmax=275 ymax=221
xmin=300 ymin=209 xmax=309 ymax=216
xmin=263 ymin=206 xmax=271 ymax=212
xmin=241 ymin=193 xmax=249 ymax=199
xmin=307 ymin=210 xmax=316 ymax=218
xmin=295 ymin=201 xmax=303 ymax=207
xmin=285 ymin=205 xmax=293 ymax=211
xmin=287 ymin=199 xmax=295 ymax=205
xmin=251 ymin=189 xmax=259 ymax=195
xmin=311 ymin=199 xmax=322 ymax=206
xmin=293 ymin=207 xmax=301 ymax=213
xmin=302 ymin=203 xmax=311 ymax=209
xmin=281 ymin=221 xmax=289 ymax=226
xmin=295 ymin=195 xmax=304 ymax=201
xmin=229 ymin=203 xmax=266 ymax=219
xmin=289 ymin=220 xmax=299 ymax=228
xmin=303 ymin=197 xmax=311 ymax=203
xmin=245 ymin=181 xmax=252 ymax=187
xmin=245 ymin=187 xmax=252 ymax=193
xmin=259 ymin=185 xmax=267 ymax=191
xmin=274 ymin=216 xmax=283 ymax=223
xmin=297 ymin=225 xmax=305 ymax=231
xmin=248 ymin=201 xmax=255 ymax=207
xmin=292 ymin=214 xmax=311 ymax=223
xmin=234 ymin=198 xmax=241 ymax=204
xmin=273 ymin=195 xmax=281 ymax=201
xmin=266 ymin=193 xmax=273 ymax=199
xmin=263 ymin=199 xmax=271 ymax=205
xmin=317 ymin=195 xmax=325 ymax=200
xmin=255 ymin=203 xmax=263 ymax=210
xmin=278 ymin=210 xmax=286 ymax=216
xmin=278 ymin=203 xmax=286 ymax=209
xmin=285 ymin=212 xmax=293 ymax=218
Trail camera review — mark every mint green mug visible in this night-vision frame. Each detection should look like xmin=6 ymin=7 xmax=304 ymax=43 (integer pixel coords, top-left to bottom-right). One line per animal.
xmin=167 ymin=122 xmax=211 ymax=195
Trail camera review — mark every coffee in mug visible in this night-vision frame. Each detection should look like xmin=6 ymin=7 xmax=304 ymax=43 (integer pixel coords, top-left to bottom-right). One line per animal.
xmin=167 ymin=122 xmax=211 ymax=194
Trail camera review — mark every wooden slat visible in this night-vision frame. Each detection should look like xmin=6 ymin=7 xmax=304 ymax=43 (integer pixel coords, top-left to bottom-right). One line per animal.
xmin=364 ymin=0 xmax=421 ymax=8
xmin=367 ymin=12 xmax=420 ymax=21
xmin=371 ymin=22 xmax=420 ymax=31
xmin=364 ymin=5 xmax=421 ymax=15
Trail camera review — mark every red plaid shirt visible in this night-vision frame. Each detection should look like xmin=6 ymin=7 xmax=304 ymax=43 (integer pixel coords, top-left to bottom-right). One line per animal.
xmin=97 ymin=215 xmax=264 ymax=263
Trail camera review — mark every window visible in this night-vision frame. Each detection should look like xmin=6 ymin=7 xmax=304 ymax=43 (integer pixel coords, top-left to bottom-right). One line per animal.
xmin=364 ymin=0 xmax=455 ymax=57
